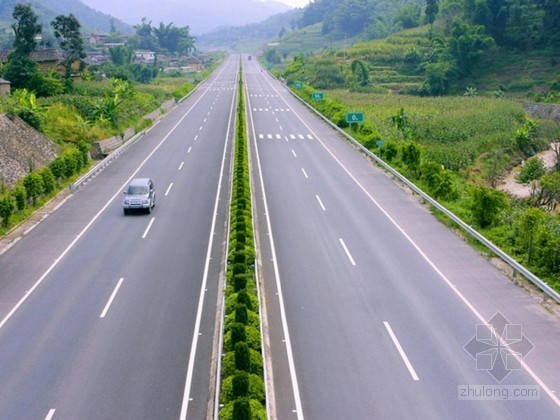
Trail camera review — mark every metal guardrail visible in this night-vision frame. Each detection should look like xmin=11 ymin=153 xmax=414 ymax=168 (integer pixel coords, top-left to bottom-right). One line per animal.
xmin=69 ymin=130 xmax=146 ymax=191
xmin=69 ymin=82 xmax=202 ymax=192
xmin=286 ymin=86 xmax=560 ymax=305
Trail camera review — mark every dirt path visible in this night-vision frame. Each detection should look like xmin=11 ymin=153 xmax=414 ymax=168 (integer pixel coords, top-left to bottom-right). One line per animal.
xmin=498 ymin=143 xmax=558 ymax=198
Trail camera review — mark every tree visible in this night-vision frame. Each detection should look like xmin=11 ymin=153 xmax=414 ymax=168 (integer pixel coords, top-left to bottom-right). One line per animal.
xmin=516 ymin=156 xmax=546 ymax=201
xmin=534 ymin=172 xmax=560 ymax=210
xmin=395 ymin=3 xmax=422 ymax=29
xmin=11 ymin=4 xmax=41 ymax=55
xmin=514 ymin=118 xmax=538 ymax=157
xmin=426 ymin=0 xmax=440 ymax=29
xmin=483 ymin=149 xmax=509 ymax=187
xmin=51 ymin=14 xmax=86 ymax=89
xmin=23 ymin=172 xmax=44 ymax=205
xmin=133 ymin=18 xmax=158 ymax=51
xmin=109 ymin=45 xmax=134 ymax=65
xmin=447 ymin=18 xmax=494 ymax=78
xmin=401 ymin=142 xmax=422 ymax=174
xmin=518 ymin=208 xmax=544 ymax=264
xmin=552 ymin=142 xmax=560 ymax=173
xmin=350 ymin=59 xmax=369 ymax=87
xmin=4 ymin=4 xmax=41 ymax=89
xmin=470 ymin=186 xmax=508 ymax=228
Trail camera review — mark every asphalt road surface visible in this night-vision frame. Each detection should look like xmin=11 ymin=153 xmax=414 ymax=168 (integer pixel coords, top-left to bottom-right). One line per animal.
xmin=243 ymin=55 xmax=560 ymax=419
xmin=0 ymin=57 xmax=239 ymax=419
xmin=2 ymin=54 xmax=560 ymax=420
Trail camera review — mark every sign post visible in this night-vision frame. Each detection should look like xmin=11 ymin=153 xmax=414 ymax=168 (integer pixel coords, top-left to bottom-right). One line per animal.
xmin=346 ymin=112 xmax=365 ymax=123
xmin=346 ymin=112 xmax=365 ymax=131
xmin=311 ymin=92 xmax=324 ymax=101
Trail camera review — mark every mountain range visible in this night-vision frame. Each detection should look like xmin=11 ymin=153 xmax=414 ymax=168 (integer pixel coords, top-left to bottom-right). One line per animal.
xmin=80 ymin=0 xmax=291 ymax=35
xmin=0 ymin=0 xmax=131 ymax=34
xmin=0 ymin=0 xmax=291 ymax=36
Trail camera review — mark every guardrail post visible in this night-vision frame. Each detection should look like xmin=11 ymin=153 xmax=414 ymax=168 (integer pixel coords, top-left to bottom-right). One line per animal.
xmin=282 ymin=80 xmax=560 ymax=306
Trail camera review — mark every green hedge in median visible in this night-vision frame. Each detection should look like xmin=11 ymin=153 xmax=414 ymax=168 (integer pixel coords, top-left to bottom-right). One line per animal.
xmin=218 ymin=66 xmax=266 ymax=420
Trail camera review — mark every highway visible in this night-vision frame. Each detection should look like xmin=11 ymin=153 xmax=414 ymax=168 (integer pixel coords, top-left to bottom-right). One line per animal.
xmin=0 ymin=57 xmax=239 ymax=419
xmin=243 ymin=56 xmax=560 ymax=419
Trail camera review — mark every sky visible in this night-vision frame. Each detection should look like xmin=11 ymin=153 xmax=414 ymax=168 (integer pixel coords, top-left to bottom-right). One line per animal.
xmin=275 ymin=0 xmax=310 ymax=8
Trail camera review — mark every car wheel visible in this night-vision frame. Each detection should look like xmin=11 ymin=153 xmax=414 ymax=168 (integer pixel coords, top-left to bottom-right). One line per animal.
xmin=146 ymin=205 xmax=152 ymax=214
xmin=124 ymin=208 xmax=129 ymax=215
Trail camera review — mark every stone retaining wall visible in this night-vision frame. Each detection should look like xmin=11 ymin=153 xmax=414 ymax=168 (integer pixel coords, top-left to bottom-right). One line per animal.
xmin=0 ymin=114 xmax=60 ymax=189
xmin=91 ymin=99 xmax=176 ymax=158
xmin=523 ymin=103 xmax=560 ymax=123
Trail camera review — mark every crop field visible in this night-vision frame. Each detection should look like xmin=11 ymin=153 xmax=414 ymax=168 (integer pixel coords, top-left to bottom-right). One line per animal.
xmin=326 ymin=89 xmax=527 ymax=170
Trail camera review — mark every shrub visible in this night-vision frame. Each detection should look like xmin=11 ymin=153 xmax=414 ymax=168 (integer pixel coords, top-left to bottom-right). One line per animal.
xmin=40 ymin=168 xmax=56 ymax=194
xmin=232 ymin=373 xmax=250 ymax=398
xmin=470 ymin=186 xmax=508 ymax=229
xmin=236 ymin=291 xmax=254 ymax=311
xmin=49 ymin=157 xmax=66 ymax=180
xmin=382 ymin=141 xmax=399 ymax=162
xmin=230 ymin=323 xmax=246 ymax=350
xmin=0 ymin=195 xmax=16 ymax=227
xmin=13 ymin=186 xmax=27 ymax=211
xmin=235 ymin=342 xmax=251 ymax=371
xmin=235 ymin=304 xmax=249 ymax=325
xmin=23 ymin=172 xmax=44 ymax=205
xmin=401 ymin=142 xmax=422 ymax=173
xmin=233 ymin=399 xmax=251 ymax=420
xmin=234 ymin=274 xmax=248 ymax=292
xmin=63 ymin=154 xmax=77 ymax=177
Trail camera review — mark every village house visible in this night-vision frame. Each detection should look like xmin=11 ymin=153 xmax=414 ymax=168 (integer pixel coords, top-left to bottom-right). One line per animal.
xmin=0 ymin=48 xmax=83 ymax=75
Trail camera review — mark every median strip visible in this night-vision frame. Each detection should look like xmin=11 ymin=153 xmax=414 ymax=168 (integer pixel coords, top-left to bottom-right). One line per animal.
xmin=217 ymin=66 xmax=266 ymax=419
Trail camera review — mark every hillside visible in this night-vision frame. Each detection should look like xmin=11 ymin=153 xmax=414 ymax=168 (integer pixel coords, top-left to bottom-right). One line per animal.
xmin=197 ymin=8 xmax=303 ymax=52
xmin=264 ymin=0 xmax=560 ymax=98
xmin=0 ymin=0 xmax=132 ymax=36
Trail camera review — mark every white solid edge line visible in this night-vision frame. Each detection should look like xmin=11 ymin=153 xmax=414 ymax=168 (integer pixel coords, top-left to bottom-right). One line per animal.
xmin=263 ymin=75 xmax=560 ymax=408
xmin=100 ymin=278 xmax=124 ymax=318
xmin=179 ymin=58 xmax=237 ymax=420
xmin=165 ymin=182 xmax=173 ymax=196
xmin=0 ymin=56 xmax=224 ymax=333
xmin=247 ymin=68 xmax=305 ymax=420
xmin=315 ymin=195 xmax=326 ymax=212
xmin=384 ymin=321 xmax=420 ymax=381
xmin=339 ymin=238 xmax=356 ymax=266
xmin=141 ymin=217 xmax=155 ymax=239
xmin=44 ymin=409 xmax=56 ymax=420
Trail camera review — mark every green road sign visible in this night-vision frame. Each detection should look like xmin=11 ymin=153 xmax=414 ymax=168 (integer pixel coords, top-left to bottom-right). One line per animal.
xmin=294 ymin=81 xmax=303 ymax=89
xmin=346 ymin=112 xmax=364 ymax=123
xmin=376 ymin=140 xmax=384 ymax=147
xmin=312 ymin=92 xmax=324 ymax=101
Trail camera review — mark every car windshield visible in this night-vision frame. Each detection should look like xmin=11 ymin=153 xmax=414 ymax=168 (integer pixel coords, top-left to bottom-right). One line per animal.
xmin=127 ymin=186 xmax=148 ymax=195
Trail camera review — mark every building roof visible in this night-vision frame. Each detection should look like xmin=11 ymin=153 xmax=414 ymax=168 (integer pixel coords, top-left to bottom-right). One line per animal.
xmin=0 ymin=48 xmax=64 ymax=64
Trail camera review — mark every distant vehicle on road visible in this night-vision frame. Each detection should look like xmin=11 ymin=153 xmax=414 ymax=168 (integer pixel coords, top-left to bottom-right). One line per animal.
xmin=123 ymin=178 xmax=156 ymax=215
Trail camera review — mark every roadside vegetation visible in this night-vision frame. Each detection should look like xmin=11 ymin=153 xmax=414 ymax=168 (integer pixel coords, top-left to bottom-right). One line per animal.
xmin=292 ymin=84 xmax=560 ymax=291
xmin=0 ymin=3 xmax=221 ymax=235
xmin=264 ymin=0 xmax=560 ymax=291
xmin=218 ymin=69 xmax=266 ymax=419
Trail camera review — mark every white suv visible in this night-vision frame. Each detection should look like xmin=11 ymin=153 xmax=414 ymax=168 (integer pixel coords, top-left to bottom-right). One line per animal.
xmin=123 ymin=178 xmax=156 ymax=215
